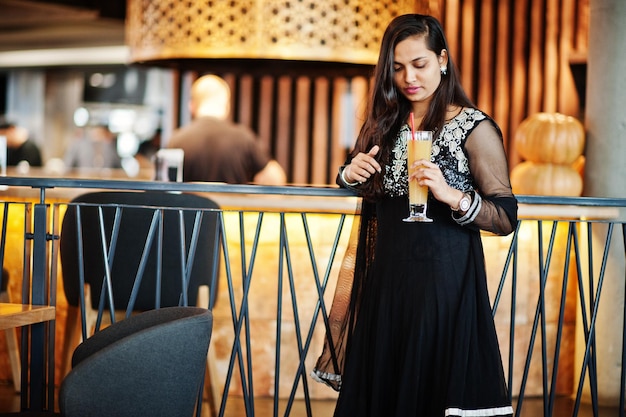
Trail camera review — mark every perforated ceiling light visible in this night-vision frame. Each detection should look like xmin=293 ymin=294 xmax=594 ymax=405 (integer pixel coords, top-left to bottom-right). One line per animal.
xmin=126 ymin=0 xmax=418 ymax=67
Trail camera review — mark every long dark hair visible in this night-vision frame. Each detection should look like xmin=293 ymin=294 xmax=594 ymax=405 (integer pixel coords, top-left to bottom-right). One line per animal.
xmin=351 ymin=14 xmax=474 ymax=201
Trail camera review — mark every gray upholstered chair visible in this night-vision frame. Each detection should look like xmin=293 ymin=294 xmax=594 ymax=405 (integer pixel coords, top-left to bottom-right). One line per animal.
xmin=58 ymin=306 xmax=212 ymax=417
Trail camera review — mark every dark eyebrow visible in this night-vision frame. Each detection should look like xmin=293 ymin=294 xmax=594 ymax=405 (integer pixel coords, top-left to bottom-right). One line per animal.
xmin=393 ymin=56 xmax=428 ymax=66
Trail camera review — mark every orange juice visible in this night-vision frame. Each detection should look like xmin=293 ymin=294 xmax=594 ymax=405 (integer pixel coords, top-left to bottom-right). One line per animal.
xmin=407 ymin=137 xmax=432 ymax=206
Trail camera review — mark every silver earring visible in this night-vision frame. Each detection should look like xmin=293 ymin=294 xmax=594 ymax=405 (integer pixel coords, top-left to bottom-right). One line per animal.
xmin=440 ymin=66 xmax=447 ymax=76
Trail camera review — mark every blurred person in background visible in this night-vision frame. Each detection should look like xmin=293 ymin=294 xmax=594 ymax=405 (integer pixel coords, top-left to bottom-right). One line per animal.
xmin=168 ymin=74 xmax=286 ymax=185
xmin=64 ymin=124 xmax=122 ymax=170
xmin=0 ymin=116 xmax=42 ymax=167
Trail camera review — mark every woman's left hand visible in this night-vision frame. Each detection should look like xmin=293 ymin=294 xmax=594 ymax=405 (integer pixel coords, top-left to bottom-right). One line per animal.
xmin=409 ymin=160 xmax=464 ymax=209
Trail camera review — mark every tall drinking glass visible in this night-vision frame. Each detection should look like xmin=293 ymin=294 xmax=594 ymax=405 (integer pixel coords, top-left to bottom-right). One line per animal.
xmin=403 ymin=130 xmax=433 ymax=222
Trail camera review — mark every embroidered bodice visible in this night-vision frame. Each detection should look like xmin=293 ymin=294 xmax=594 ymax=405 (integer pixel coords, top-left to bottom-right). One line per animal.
xmin=382 ymin=108 xmax=487 ymax=197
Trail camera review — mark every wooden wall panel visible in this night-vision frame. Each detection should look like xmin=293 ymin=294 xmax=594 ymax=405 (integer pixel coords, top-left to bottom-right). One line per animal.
xmin=509 ymin=0 xmax=529 ymax=162
xmin=437 ymin=0 xmax=588 ymax=167
xmin=184 ymin=0 xmax=588 ymax=185
xmin=275 ymin=76 xmax=293 ymax=173
xmin=237 ymin=75 xmax=254 ymax=129
xmin=444 ymin=0 xmax=461 ymax=80
xmin=351 ymin=76 xmax=370 ymax=137
xmin=574 ymin=1 xmax=589 ymax=52
xmin=558 ymin=1 xmax=579 ymax=116
xmin=528 ymin=0 xmax=544 ymax=116
xmin=257 ymin=76 xmax=274 ymax=152
xmin=331 ymin=78 xmax=350 ymax=183
xmin=476 ymin=0 xmax=494 ymax=111
xmin=493 ymin=0 xmax=512 ymax=149
xmin=293 ymin=77 xmax=312 ymax=185
xmin=222 ymin=73 xmax=237 ymax=124
xmin=461 ymin=0 xmax=476 ymax=99
xmin=311 ymin=77 xmax=330 ymax=185
xmin=544 ymin=0 xmax=560 ymax=111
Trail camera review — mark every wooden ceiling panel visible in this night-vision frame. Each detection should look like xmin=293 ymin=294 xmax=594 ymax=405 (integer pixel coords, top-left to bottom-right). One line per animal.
xmin=0 ymin=0 xmax=125 ymax=52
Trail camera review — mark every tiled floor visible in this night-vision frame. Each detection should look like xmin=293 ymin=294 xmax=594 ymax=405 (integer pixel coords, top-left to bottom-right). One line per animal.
xmin=0 ymin=381 xmax=621 ymax=416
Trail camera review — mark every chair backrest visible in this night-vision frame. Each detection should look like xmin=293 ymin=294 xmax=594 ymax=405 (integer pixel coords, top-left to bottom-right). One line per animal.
xmin=59 ymin=306 xmax=213 ymax=417
xmin=60 ymin=191 xmax=221 ymax=314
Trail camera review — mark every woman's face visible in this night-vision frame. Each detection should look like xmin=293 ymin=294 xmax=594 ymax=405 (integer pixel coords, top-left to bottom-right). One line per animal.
xmin=393 ymin=35 xmax=447 ymax=108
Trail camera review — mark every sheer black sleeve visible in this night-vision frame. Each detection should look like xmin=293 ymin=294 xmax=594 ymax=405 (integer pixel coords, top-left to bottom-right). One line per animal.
xmin=461 ymin=119 xmax=518 ymax=236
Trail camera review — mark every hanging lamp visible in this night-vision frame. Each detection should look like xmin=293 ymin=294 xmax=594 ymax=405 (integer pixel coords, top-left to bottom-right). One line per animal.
xmin=126 ymin=0 xmax=422 ymax=70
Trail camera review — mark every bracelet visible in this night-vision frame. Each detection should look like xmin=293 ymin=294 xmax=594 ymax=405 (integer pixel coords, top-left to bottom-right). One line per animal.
xmin=340 ymin=166 xmax=360 ymax=186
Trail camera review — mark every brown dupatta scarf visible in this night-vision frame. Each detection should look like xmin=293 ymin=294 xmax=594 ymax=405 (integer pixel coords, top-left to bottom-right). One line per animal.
xmin=311 ymin=201 xmax=378 ymax=391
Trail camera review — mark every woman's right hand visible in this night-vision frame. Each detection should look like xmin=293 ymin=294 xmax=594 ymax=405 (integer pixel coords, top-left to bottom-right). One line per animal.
xmin=343 ymin=145 xmax=381 ymax=184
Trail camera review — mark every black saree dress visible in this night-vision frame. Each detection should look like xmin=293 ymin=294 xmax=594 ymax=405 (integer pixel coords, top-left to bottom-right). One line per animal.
xmin=313 ymin=108 xmax=518 ymax=417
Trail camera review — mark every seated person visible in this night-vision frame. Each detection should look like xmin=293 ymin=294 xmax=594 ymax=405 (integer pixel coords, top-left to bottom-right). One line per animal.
xmin=64 ymin=124 xmax=122 ymax=170
xmin=0 ymin=117 xmax=42 ymax=167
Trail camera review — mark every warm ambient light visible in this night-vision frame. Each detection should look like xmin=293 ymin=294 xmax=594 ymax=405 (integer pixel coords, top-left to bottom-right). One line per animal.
xmin=125 ymin=0 xmax=417 ymax=66
xmin=0 ymin=46 xmax=129 ymax=68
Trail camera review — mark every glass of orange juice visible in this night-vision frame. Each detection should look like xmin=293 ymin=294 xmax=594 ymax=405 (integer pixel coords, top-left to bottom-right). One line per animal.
xmin=403 ymin=130 xmax=433 ymax=222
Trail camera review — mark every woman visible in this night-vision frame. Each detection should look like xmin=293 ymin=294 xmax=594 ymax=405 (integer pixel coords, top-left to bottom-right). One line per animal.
xmin=312 ymin=14 xmax=517 ymax=417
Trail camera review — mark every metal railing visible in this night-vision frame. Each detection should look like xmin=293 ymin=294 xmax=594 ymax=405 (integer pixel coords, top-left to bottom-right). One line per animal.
xmin=493 ymin=197 xmax=626 ymax=417
xmin=0 ymin=176 xmax=624 ymax=417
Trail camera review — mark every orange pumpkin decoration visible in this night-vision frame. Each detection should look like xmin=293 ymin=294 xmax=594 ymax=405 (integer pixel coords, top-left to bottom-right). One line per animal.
xmin=571 ymin=155 xmax=586 ymax=178
xmin=511 ymin=161 xmax=583 ymax=196
xmin=514 ymin=113 xmax=585 ymax=165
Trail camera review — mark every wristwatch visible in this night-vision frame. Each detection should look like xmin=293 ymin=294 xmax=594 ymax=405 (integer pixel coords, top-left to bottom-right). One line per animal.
xmin=455 ymin=193 xmax=471 ymax=212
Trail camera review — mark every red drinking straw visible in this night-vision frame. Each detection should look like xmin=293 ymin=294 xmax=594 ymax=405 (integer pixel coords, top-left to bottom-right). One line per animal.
xmin=410 ymin=112 xmax=415 ymax=138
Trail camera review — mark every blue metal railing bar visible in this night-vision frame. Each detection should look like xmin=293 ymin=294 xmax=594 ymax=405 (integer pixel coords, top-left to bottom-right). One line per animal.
xmin=543 ymin=222 xmax=559 ymax=415
xmin=547 ymin=222 xmax=575 ymax=417
xmin=0 ymin=203 xmax=9 ymax=292
xmin=0 ymin=177 xmax=356 ymax=199
xmin=619 ymin=222 xmax=626 ymax=417
xmin=244 ymin=213 xmax=258 ymax=417
xmin=570 ymin=224 xmax=596 ymax=417
xmin=574 ymin=223 xmax=615 ymax=417
xmin=29 ymin=203 xmax=48 ymax=410
xmin=126 ymin=209 xmax=161 ymax=314
xmin=620 ymin=223 xmax=625 ymax=417
xmin=219 ymin=211 xmax=264 ymax=417
xmin=74 ymin=205 xmax=87 ymax=338
xmin=513 ymin=221 xmax=553 ymax=415
xmin=0 ymin=175 xmax=623 ymax=208
xmin=283 ymin=213 xmax=349 ymax=417
xmin=180 ymin=209 xmax=205 ymax=307
xmin=50 ymin=204 xmax=61 ymax=411
xmin=19 ymin=202 xmax=32 ymax=408
xmin=102 ymin=206 xmax=123 ymax=322
xmin=276 ymin=214 xmax=287 ymax=417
